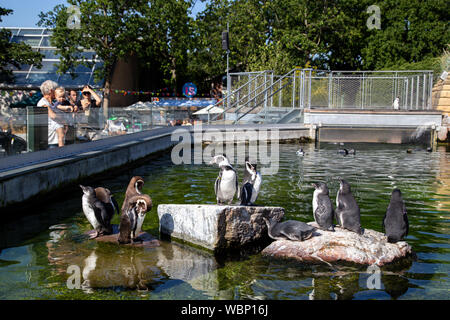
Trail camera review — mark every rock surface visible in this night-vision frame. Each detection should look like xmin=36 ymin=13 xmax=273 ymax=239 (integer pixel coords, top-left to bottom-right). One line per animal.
xmin=84 ymin=224 xmax=160 ymax=248
xmin=157 ymin=204 xmax=284 ymax=252
xmin=262 ymin=222 xmax=413 ymax=266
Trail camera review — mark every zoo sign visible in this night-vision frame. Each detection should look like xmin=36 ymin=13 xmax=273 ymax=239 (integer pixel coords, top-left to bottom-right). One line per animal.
xmin=182 ymin=82 xmax=197 ymax=98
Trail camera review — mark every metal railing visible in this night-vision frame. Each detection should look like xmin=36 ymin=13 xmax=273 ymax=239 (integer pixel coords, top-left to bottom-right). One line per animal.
xmin=210 ymin=69 xmax=434 ymax=124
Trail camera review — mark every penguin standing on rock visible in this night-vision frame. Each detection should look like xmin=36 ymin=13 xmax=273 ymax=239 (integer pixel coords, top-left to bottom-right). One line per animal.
xmin=118 ymin=176 xmax=152 ymax=244
xmin=383 ymin=189 xmax=409 ymax=243
xmin=209 ymin=154 xmax=238 ymax=205
xmin=121 ymin=176 xmax=145 ymax=213
xmin=80 ymin=185 xmax=117 ymax=238
xmin=118 ymin=194 xmax=152 ymax=244
xmin=335 ymin=179 xmax=362 ymax=234
xmin=240 ymin=160 xmax=262 ymax=206
xmin=312 ymin=182 xmax=335 ymax=231
xmin=95 ymin=187 xmax=119 ymax=216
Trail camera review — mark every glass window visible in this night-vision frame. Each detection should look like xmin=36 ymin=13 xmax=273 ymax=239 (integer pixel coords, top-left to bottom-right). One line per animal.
xmin=27 ymin=72 xmax=59 ymax=85
xmin=11 ymin=35 xmax=42 ymax=46
xmin=11 ymin=73 xmax=30 ymax=85
xmin=38 ymin=48 xmax=60 ymax=60
xmin=18 ymin=28 xmax=44 ymax=35
xmin=40 ymin=36 xmax=53 ymax=47
xmin=58 ymin=73 xmax=91 ymax=86
xmin=31 ymin=61 xmax=59 ymax=72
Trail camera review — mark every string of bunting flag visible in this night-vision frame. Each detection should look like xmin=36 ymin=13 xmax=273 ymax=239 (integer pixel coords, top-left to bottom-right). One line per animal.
xmin=110 ymin=89 xmax=211 ymax=97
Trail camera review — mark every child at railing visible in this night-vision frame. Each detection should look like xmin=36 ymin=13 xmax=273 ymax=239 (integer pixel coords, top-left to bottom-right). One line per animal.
xmin=52 ymin=87 xmax=73 ymax=145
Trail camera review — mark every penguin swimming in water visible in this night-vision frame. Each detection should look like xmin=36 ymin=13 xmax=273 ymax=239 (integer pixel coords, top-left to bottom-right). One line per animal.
xmin=312 ymin=182 xmax=335 ymax=231
xmin=296 ymin=148 xmax=305 ymax=156
xmin=240 ymin=160 xmax=262 ymax=206
xmin=121 ymin=176 xmax=145 ymax=213
xmin=263 ymin=217 xmax=315 ymax=241
xmin=383 ymin=189 xmax=409 ymax=243
xmin=80 ymin=185 xmax=117 ymax=238
xmin=118 ymin=193 xmax=152 ymax=244
xmin=337 ymin=148 xmax=355 ymax=156
xmin=209 ymin=154 xmax=238 ymax=205
xmin=335 ymin=179 xmax=362 ymax=234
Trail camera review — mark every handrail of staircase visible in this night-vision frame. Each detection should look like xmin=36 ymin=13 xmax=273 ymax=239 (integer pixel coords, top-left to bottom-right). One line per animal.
xmin=232 ymin=68 xmax=299 ymax=123
xmin=209 ymin=70 xmax=273 ymax=122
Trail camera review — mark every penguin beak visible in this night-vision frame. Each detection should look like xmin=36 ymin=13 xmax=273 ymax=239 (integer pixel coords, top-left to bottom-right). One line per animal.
xmin=311 ymin=183 xmax=317 ymax=189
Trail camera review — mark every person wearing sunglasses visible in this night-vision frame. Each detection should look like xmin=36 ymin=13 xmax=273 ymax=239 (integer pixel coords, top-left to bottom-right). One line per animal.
xmin=76 ymin=85 xmax=102 ymax=128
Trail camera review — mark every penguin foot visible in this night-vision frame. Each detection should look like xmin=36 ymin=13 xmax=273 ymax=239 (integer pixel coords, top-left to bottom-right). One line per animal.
xmin=89 ymin=231 xmax=100 ymax=239
xmin=327 ymin=226 xmax=335 ymax=232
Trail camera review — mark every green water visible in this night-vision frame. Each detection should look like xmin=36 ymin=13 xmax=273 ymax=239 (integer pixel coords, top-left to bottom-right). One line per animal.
xmin=0 ymin=143 xmax=449 ymax=300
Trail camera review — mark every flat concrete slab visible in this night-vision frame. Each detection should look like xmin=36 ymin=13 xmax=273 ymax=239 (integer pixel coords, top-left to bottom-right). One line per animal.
xmin=157 ymin=204 xmax=284 ymax=252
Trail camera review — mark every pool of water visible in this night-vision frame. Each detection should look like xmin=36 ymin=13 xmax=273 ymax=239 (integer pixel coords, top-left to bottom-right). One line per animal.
xmin=0 ymin=142 xmax=449 ymax=300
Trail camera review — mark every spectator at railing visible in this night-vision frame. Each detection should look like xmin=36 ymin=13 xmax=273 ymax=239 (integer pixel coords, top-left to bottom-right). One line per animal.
xmin=76 ymin=85 xmax=102 ymax=128
xmin=37 ymin=80 xmax=67 ymax=148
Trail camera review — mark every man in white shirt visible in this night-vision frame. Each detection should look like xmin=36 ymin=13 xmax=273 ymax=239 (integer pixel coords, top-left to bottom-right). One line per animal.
xmin=37 ymin=80 xmax=67 ymax=148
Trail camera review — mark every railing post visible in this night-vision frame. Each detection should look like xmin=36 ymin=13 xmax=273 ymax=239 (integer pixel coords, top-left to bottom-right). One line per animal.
xmin=264 ymin=72 xmax=268 ymax=123
xmin=422 ymin=73 xmax=426 ymax=109
xmin=416 ymin=75 xmax=419 ymax=110
xmin=428 ymin=72 xmax=433 ymax=110
xmin=292 ymin=73 xmax=296 ymax=109
xmin=328 ymin=72 xmax=332 ymax=109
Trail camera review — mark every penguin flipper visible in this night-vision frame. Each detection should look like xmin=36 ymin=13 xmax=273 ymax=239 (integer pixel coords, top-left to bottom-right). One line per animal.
xmin=403 ymin=204 xmax=409 ymax=237
xmin=240 ymin=183 xmax=252 ymax=206
xmin=94 ymin=201 xmax=111 ymax=234
xmin=111 ymin=196 xmax=120 ymax=216
xmin=118 ymin=213 xmax=131 ymax=244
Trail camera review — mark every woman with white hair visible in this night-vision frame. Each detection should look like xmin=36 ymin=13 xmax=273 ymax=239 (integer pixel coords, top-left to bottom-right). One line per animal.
xmin=37 ymin=80 xmax=67 ymax=148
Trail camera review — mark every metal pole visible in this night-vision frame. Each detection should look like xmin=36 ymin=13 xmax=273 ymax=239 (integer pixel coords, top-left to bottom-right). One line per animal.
xmin=422 ymin=73 xmax=426 ymax=109
xmin=292 ymin=73 xmax=296 ymax=108
xmin=410 ymin=77 xmax=414 ymax=111
xmin=416 ymin=75 xmax=419 ymax=109
xmin=226 ymin=22 xmax=230 ymax=112
xmin=428 ymin=73 xmax=433 ymax=110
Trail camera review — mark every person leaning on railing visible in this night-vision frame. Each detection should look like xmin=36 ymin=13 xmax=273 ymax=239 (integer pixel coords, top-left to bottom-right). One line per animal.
xmin=76 ymin=85 xmax=102 ymax=129
xmin=37 ymin=80 xmax=67 ymax=148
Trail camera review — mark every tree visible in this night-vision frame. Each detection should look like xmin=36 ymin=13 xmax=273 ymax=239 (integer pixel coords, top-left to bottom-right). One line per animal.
xmin=0 ymin=7 xmax=43 ymax=82
xmin=38 ymin=0 xmax=149 ymax=117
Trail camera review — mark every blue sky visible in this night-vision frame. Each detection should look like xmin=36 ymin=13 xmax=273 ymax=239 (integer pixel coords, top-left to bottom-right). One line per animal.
xmin=0 ymin=0 xmax=206 ymax=27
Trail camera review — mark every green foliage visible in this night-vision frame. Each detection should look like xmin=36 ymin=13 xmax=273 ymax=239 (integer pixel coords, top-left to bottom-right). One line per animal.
xmin=0 ymin=7 xmax=43 ymax=81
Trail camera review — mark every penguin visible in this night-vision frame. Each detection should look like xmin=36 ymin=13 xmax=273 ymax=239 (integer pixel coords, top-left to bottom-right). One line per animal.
xmin=118 ymin=194 xmax=152 ymax=244
xmin=121 ymin=176 xmax=145 ymax=213
xmin=382 ymin=189 xmax=409 ymax=243
xmin=312 ymin=182 xmax=335 ymax=231
xmin=240 ymin=160 xmax=262 ymax=206
xmin=95 ymin=187 xmax=119 ymax=216
xmin=209 ymin=154 xmax=238 ymax=205
xmin=337 ymin=148 xmax=349 ymax=155
xmin=80 ymin=185 xmax=115 ymax=238
xmin=262 ymin=217 xmax=315 ymax=241
xmin=296 ymin=148 xmax=305 ymax=156
xmin=335 ymin=179 xmax=362 ymax=234
xmin=348 ymin=149 xmax=356 ymax=155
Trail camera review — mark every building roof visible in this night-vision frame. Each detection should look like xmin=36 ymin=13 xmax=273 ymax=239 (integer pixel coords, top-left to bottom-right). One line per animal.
xmin=1 ymin=27 xmax=103 ymax=88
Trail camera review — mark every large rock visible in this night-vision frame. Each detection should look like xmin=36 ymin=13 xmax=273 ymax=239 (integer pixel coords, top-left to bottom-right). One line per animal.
xmin=157 ymin=204 xmax=284 ymax=252
xmin=262 ymin=222 xmax=413 ymax=266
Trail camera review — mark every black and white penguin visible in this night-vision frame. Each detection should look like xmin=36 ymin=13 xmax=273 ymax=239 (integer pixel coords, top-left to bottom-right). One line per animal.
xmin=382 ymin=189 xmax=409 ymax=243
xmin=335 ymin=179 xmax=362 ymax=234
xmin=95 ymin=187 xmax=119 ymax=216
xmin=121 ymin=176 xmax=145 ymax=213
xmin=262 ymin=217 xmax=315 ymax=241
xmin=240 ymin=160 xmax=262 ymax=206
xmin=337 ymin=148 xmax=349 ymax=155
xmin=296 ymin=148 xmax=305 ymax=156
xmin=312 ymin=182 xmax=335 ymax=231
xmin=80 ymin=185 xmax=116 ymax=238
xmin=209 ymin=154 xmax=238 ymax=205
xmin=118 ymin=194 xmax=152 ymax=244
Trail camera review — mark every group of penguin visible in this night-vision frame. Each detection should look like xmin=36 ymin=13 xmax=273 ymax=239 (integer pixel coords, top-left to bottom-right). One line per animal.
xmin=210 ymin=153 xmax=409 ymax=244
xmin=80 ymin=176 xmax=152 ymax=244
xmin=80 ymin=152 xmax=409 ymax=246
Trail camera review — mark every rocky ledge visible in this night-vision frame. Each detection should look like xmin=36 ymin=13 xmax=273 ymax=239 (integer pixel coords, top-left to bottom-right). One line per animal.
xmin=262 ymin=222 xmax=413 ymax=266
xmin=85 ymin=225 xmax=160 ymax=248
xmin=157 ymin=204 xmax=284 ymax=252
